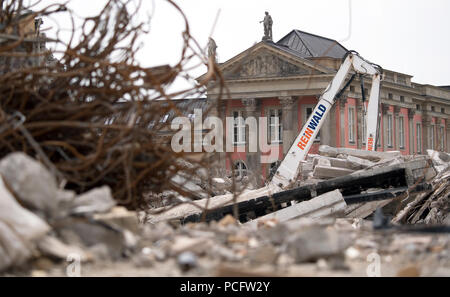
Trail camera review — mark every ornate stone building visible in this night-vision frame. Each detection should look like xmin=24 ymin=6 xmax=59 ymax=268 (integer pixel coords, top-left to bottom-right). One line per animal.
xmin=200 ymin=29 xmax=450 ymax=184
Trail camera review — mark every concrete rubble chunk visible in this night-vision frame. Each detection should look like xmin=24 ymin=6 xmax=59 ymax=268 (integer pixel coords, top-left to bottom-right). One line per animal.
xmin=427 ymin=150 xmax=450 ymax=174
xmin=319 ymin=145 xmax=401 ymax=162
xmin=0 ymin=152 xmax=74 ymax=218
xmin=313 ymin=157 xmax=331 ymax=167
xmin=346 ymin=155 xmax=375 ymax=170
xmin=37 ymin=235 xmax=91 ymax=262
xmin=0 ymin=176 xmax=50 ymax=272
xmin=170 ymin=236 xmax=209 ymax=256
xmin=286 ymin=227 xmax=352 ymax=263
xmin=313 ymin=165 xmax=355 ymax=179
xmin=55 ymin=217 xmax=130 ymax=260
xmin=246 ymin=189 xmax=347 ymax=228
xmin=70 ymin=186 xmax=116 ymax=215
xmin=93 ymin=206 xmax=139 ymax=234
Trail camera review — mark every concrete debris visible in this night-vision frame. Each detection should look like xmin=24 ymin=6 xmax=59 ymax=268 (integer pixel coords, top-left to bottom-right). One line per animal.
xmin=319 ymin=145 xmax=401 ymax=162
xmin=246 ymin=189 xmax=346 ymax=227
xmin=286 ymin=227 xmax=352 ymax=263
xmin=0 ymin=152 xmax=75 ymax=218
xmin=313 ymin=165 xmax=355 ymax=179
xmin=94 ymin=206 xmax=140 ymax=234
xmin=0 ymin=147 xmax=449 ymax=276
xmin=37 ymin=235 xmax=91 ymax=262
xmin=0 ymin=176 xmax=50 ymax=271
xmin=70 ymin=186 xmax=116 ymax=215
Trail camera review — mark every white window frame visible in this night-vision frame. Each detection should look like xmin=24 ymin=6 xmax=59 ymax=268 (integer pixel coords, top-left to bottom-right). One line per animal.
xmin=234 ymin=161 xmax=247 ymax=178
xmin=232 ymin=110 xmax=246 ymax=145
xmin=387 ymin=114 xmax=393 ymax=147
xmin=348 ymin=106 xmax=355 ymax=143
xmin=416 ymin=123 xmax=422 ymax=153
xmin=399 ymin=116 xmax=405 ymax=149
xmin=268 ymin=108 xmax=283 ymax=144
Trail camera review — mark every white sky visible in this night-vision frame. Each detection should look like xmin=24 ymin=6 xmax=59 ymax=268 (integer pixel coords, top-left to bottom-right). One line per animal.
xmin=35 ymin=0 xmax=450 ymax=87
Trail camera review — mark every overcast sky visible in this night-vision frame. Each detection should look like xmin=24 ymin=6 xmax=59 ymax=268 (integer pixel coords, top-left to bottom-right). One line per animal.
xmin=36 ymin=0 xmax=450 ymax=87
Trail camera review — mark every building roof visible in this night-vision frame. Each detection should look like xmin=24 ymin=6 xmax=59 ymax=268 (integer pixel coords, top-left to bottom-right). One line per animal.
xmin=274 ymin=29 xmax=348 ymax=59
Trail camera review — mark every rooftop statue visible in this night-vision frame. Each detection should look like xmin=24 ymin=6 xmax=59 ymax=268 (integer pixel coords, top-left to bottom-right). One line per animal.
xmin=260 ymin=11 xmax=273 ymax=41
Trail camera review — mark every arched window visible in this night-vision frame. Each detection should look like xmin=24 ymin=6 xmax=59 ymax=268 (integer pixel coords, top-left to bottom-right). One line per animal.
xmin=234 ymin=161 xmax=247 ymax=179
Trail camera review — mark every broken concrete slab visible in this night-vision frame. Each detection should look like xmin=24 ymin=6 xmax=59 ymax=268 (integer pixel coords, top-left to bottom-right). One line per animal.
xmin=246 ymin=190 xmax=346 ymax=228
xmin=70 ymin=186 xmax=115 ymax=215
xmin=93 ymin=206 xmax=139 ymax=234
xmin=346 ymin=155 xmax=375 ymax=170
xmin=147 ymin=185 xmax=277 ymax=224
xmin=313 ymin=156 xmax=348 ymax=169
xmin=313 ymin=157 xmax=331 ymax=167
xmin=0 ymin=153 xmax=74 ymax=218
xmin=319 ymin=145 xmax=401 ymax=162
xmin=286 ymin=227 xmax=352 ymax=263
xmin=54 ymin=217 xmax=130 ymax=260
xmin=170 ymin=236 xmax=210 ymax=256
xmin=0 ymin=175 xmax=51 ymax=272
xmin=37 ymin=235 xmax=92 ymax=262
xmin=313 ymin=165 xmax=355 ymax=179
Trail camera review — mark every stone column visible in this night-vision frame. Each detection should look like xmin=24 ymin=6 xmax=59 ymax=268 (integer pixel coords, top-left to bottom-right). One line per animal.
xmin=242 ymin=98 xmax=261 ymax=187
xmin=446 ymin=119 xmax=450 ymax=153
xmin=422 ymin=115 xmax=431 ymax=152
xmin=218 ymin=99 xmax=227 ymax=173
xmin=394 ymin=106 xmax=400 ymax=150
xmin=339 ymin=97 xmax=347 ymax=147
xmin=279 ymin=96 xmax=296 ymax=155
xmin=321 ymin=94 xmax=337 ymax=148
xmin=408 ymin=109 xmax=414 ymax=154
xmin=381 ymin=103 xmax=390 ymax=151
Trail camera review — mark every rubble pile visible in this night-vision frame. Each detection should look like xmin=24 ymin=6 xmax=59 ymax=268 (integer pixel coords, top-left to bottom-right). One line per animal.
xmin=0 ymin=152 xmax=139 ymax=273
xmin=0 ymin=145 xmax=449 ymax=276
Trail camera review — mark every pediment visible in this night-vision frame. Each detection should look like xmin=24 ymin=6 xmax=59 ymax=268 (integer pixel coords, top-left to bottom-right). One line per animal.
xmin=222 ymin=48 xmax=319 ymax=79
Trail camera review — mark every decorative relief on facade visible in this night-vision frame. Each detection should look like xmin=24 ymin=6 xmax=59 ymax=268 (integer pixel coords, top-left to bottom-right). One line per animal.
xmin=225 ymin=52 xmax=310 ymax=79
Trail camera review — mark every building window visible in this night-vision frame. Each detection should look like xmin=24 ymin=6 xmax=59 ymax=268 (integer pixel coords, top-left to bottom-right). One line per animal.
xmin=431 ymin=106 xmax=435 ymax=112
xmin=348 ymin=107 xmax=355 ymax=143
xmin=234 ymin=161 xmax=247 ymax=178
xmin=440 ymin=126 xmax=445 ymax=151
xmin=387 ymin=114 xmax=393 ymax=147
xmin=430 ymin=125 xmax=435 ymax=149
xmin=233 ymin=110 xmax=246 ymax=145
xmin=399 ymin=116 xmax=405 ymax=149
xmin=268 ymin=109 xmax=282 ymax=144
xmin=400 ymin=96 xmax=405 ymax=103
xmin=362 ymin=113 xmax=367 ymax=144
xmin=416 ymin=104 xmax=421 ymax=111
xmin=388 ymin=93 xmax=393 ymax=100
xmin=350 ymin=86 xmax=355 ymax=92
xmin=442 ymin=108 xmax=445 ymax=114
xmin=416 ymin=123 xmax=422 ymax=153
xmin=305 ymin=106 xmax=320 ymax=141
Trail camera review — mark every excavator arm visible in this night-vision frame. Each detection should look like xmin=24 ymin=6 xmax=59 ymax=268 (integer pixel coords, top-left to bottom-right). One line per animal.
xmin=270 ymin=51 xmax=383 ymax=189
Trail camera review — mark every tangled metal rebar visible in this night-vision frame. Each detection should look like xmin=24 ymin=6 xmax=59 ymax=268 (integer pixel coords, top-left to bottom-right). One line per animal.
xmin=0 ymin=0 xmax=229 ymax=209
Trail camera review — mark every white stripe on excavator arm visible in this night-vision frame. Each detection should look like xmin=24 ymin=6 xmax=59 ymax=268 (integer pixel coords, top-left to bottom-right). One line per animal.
xmin=365 ymin=73 xmax=381 ymax=151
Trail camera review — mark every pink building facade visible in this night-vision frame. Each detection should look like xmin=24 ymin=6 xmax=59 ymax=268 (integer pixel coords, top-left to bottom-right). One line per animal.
xmin=201 ymin=30 xmax=450 ymax=184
